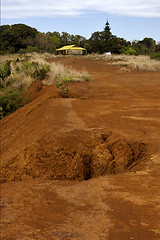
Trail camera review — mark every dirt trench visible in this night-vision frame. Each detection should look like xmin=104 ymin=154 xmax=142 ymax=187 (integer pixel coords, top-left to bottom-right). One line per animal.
xmin=1 ymin=130 xmax=148 ymax=182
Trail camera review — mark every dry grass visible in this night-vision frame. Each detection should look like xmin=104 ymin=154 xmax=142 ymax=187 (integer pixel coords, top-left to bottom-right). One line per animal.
xmin=1 ymin=52 xmax=160 ymax=73
xmin=86 ymin=54 xmax=160 ymax=72
xmin=30 ymin=53 xmax=91 ymax=86
xmin=0 ymin=52 xmax=55 ymax=63
xmin=43 ymin=63 xmax=90 ymax=86
xmin=6 ymin=72 xmax=34 ymax=91
xmin=0 ymin=53 xmax=91 ymax=92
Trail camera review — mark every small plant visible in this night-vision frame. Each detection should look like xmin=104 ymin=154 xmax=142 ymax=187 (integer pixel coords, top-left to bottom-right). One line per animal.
xmin=56 ymin=76 xmax=72 ymax=98
xmin=81 ymin=72 xmax=91 ymax=81
xmin=0 ymin=60 xmax=11 ymax=88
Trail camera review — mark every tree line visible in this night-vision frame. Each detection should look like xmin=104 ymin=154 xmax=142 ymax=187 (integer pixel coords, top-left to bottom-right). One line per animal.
xmin=0 ymin=22 xmax=159 ymax=58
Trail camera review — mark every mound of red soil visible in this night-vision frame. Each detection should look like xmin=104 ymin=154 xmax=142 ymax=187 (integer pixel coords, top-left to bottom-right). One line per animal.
xmin=1 ymin=57 xmax=160 ymax=183
xmin=26 ymin=80 xmax=43 ymax=101
xmin=1 ymin=128 xmax=148 ymax=182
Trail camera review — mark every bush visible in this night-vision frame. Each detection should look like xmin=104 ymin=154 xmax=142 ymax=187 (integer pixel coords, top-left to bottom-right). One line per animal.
xmin=20 ymin=61 xmax=50 ymax=80
xmin=18 ymin=46 xmax=40 ymax=54
xmin=0 ymin=60 xmax=11 ymax=88
xmin=0 ymin=58 xmax=51 ymax=118
xmin=120 ymin=47 xmax=138 ymax=55
xmin=150 ymin=52 xmax=160 ymax=60
xmin=0 ymin=89 xmax=23 ymax=119
xmin=56 ymin=76 xmax=72 ymax=98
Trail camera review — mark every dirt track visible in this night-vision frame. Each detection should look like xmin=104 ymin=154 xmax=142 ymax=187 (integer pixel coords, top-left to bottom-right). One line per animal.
xmin=1 ymin=57 xmax=160 ymax=239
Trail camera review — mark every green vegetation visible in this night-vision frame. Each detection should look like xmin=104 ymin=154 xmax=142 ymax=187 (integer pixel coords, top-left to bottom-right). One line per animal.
xmin=18 ymin=46 xmax=40 ymax=54
xmin=0 ymin=59 xmax=50 ymax=91
xmin=0 ymin=60 xmax=11 ymax=88
xmin=0 ymin=24 xmax=38 ymax=54
xmin=0 ymin=24 xmax=87 ymax=54
xmin=88 ymin=26 xmax=130 ymax=54
xmin=0 ymin=22 xmax=159 ymax=56
xmin=0 ymin=58 xmax=50 ymax=119
xmin=0 ymin=89 xmax=24 ymax=119
xmin=150 ymin=52 xmax=160 ymax=60
xmin=120 ymin=47 xmax=138 ymax=55
xmin=19 ymin=61 xmax=50 ymax=80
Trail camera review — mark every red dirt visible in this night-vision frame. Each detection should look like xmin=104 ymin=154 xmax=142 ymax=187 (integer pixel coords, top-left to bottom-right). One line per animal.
xmin=1 ymin=57 xmax=160 ymax=239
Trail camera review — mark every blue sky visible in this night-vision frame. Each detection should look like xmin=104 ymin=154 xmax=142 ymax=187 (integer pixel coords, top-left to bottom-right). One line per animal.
xmin=1 ymin=0 xmax=160 ymax=42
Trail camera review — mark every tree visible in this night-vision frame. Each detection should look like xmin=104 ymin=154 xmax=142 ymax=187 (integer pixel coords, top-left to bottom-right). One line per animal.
xmin=46 ymin=32 xmax=61 ymax=52
xmin=60 ymin=32 xmax=71 ymax=46
xmin=111 ymin=36 xmax=131 ymax=54
xmin=88 ymin=20 xmax=129 ymax=54
xmin=88 ymin=31 xmax=102 ymax=53
xmin=70 ymin=34 xmax=87 ymax=47
xmin=131 ymin=38 xmax=156 ymax=55
xmin=141 ymin=38 xmax=156 ymax=52
xmin=0 ymin=24 xmax=38 ymax=53
xmin=155 ymin=42 xmax=160 ymax=52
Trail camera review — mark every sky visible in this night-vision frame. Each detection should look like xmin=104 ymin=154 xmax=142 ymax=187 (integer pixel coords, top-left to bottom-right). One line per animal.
xmin=1 ymin=0 xmax=160 ymax=43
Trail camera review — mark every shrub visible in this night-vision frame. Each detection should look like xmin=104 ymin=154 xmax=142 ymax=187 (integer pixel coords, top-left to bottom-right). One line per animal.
xmin=6 ymin=72 xmax=34 ymax=91
xmin=150 ymin=52 xmax=160 ymax=60
xmin=0 ymin=60 xmax=11 ymax=88
xmin=120 ymin=47 xmax=138 ymax=55
xmin=56 ymin=76 xmax=72 ymax=98
xmin=0 ymin=59 xmax=50 ymax=93
xmin=18 ymin=46 xmax=40 ymax=54
xmin=31 ymin=62 xmax=50 ymax=80
xmin=81 ymin=72 xmax=91 ymax=81
xmin=0 ymin=89 xmax=23 ymax=119
xmin=19 ymin=61 xmax=50 ymax=80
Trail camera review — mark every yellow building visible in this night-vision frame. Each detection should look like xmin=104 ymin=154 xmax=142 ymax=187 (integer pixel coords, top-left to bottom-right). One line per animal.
xmin=56 ymin=45 xmax=87 ymax=55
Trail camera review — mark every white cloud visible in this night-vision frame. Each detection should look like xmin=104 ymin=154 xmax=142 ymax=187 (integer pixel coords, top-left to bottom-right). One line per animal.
xmin=1 ymin=0 xmax=160 ymax=18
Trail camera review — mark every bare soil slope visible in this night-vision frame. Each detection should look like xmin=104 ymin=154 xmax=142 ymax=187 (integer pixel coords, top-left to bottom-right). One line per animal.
xmin=1 ymin=57 xmax=160 ymax=239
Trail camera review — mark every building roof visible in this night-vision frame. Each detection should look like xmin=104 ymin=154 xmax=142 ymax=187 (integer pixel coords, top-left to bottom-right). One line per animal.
xmin=71 ymin=47 xmax=86 ymax=50
xmin=56 ymin=45 xmax=86 ymax=51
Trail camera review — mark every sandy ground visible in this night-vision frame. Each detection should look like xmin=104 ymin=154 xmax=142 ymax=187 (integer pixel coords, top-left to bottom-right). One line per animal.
xmin=1 ymin=57 xmax=160 ymax=239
